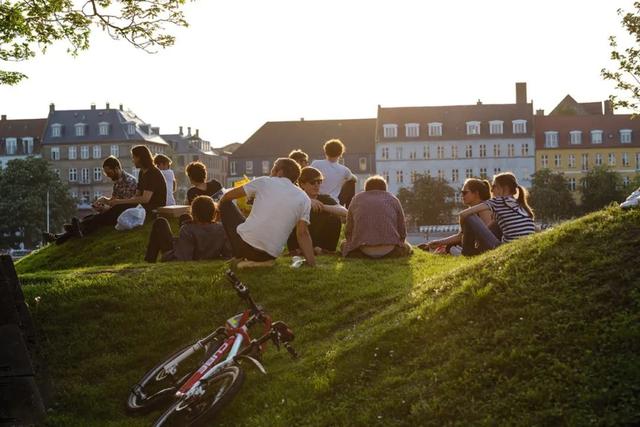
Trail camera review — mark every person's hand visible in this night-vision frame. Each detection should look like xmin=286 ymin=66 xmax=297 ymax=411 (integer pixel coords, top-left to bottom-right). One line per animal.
xmin=310 ymin=199 xmax=324 ymax=213
xmin=96 ymin=196 xmax=108 ymax=204
xmin=105 ymin=198 xmax=117 ymax=207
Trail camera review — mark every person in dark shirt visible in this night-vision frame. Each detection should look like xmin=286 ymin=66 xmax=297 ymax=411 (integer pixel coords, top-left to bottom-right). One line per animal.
xmin=185 ymin=161 xmax=223 ymax=204
xmin=107 ymin=145 xmax=167 ymax=214
xmin=287 ymin=167 xmax=347 ymax=255
xmin=145 ymin=196 xmax=231 ymax=262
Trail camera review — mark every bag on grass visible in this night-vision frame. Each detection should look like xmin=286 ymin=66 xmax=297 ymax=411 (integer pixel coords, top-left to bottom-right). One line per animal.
xmin=115 ymin=204 xmax=146 ymax=231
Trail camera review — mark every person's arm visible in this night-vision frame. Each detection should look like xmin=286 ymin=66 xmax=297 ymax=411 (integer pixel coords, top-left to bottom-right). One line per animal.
xmin=173 ymin=226 xmax=196 ymax=261
xmin=172 ymin=178 xmax=177 ymax=193
xmin=108 ymin=190 xmax=153 ymax=206
xmin=421 ymin=232 xmax=462 ymax=249
xmin=295 ymin=220 xmax=316 ymax=267
xmin=322 ymin=204 xmax=348 ymax=218
xmin=219 ymin=186 xmax=246 ymax=205
xmin=459 ymin=202 xmax=490 ymax=220
xmin=395 ymin=198 xmax=407 ymax=240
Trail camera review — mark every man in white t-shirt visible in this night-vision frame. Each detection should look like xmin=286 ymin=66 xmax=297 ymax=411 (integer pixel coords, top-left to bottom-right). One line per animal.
xmin=219 ymin=157 xmax=316 ymax=266
xmin=310 ymin=139 xmax=356 ymax=204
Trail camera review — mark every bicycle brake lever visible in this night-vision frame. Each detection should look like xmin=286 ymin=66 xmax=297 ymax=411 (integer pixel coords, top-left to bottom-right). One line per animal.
xmin=271 ymin=333 xmax=281 ymax=351
xmin=284 ymin=342 xmax=299 ymax=359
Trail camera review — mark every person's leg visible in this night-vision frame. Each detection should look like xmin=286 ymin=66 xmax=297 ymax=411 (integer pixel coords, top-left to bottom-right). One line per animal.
xmin=219 ymin=200 xmax=248 ymax=259
xmin=338 ymin=180 xmax=356 ymax=207
xmin=461 ymin=223 xmax=481 ymax=256
xmin=80 ymin=204 xmax=134 ymax=235
xmin=461 ymin=215 xmax=501 ymax=254
xmin=145 ymin=217 xmax=174 ymax=262
xmin=311 ymin=215 xmax=341 ymax=252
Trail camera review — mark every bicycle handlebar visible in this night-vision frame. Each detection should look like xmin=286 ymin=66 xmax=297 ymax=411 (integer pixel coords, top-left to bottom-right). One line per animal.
xmin=226 ymin=270 xmax=262 ymax=317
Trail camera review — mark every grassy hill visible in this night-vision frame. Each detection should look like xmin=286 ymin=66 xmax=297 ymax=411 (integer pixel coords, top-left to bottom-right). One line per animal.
xmin=16 ymin=208 xmax=640 ymax=426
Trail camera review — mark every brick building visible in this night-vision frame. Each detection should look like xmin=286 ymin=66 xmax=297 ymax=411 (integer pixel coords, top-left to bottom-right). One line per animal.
xmin=0 ymin=115 xmax=47 ymax=168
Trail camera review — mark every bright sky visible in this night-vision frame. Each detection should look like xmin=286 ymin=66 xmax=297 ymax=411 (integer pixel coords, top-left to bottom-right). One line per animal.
xmin=0 ymin=0 xmax=637 ymax=147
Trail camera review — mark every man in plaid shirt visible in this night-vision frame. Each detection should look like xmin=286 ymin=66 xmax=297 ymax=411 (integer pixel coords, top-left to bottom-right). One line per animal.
xmin=95 ymin=156 xmax=138 ymax=211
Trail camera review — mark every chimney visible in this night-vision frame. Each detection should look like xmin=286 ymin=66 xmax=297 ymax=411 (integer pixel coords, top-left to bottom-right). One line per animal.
xmin=106 ymin=102 xmax=110 ymax=109
xmin=516 ymin=82 xmax=527 ymax=104
xmin=476 ymin=99 xmax=483 ymax=105
xmin=49 ymin=103 xmax=55 ymax=113
xmin=187 ymin=127 xmax=191 ymax=136
xmin=195 ymin=129 xmax=199 ymax=137
xmin=119 ymin=104 xmax=123 ymax=111
xmin=300 ymin=117 xmax=305 ymax=121
xmin=603 ymin=99 xmax=613 ymax=115
xmin=536 ymin=109 xmax=545 ymax=116
xmin=91 ymin=103 xmax=96 ymax=110
xmin=179 ymin=126 xmax=183 ymax=136
xmin=1 ymin=115 xmax=6 ymax=121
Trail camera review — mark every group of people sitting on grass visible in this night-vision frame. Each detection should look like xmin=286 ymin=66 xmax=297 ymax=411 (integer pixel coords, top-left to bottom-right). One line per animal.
xmin=45 ymin=138 xmax=538 ymax=267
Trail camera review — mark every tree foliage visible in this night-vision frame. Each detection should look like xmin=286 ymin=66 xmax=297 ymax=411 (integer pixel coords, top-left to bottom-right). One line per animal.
xmin=0 ymin=157 xmax=76 ymax=248
xmin=529 ymin=169 xmax=577 ymax=222
xmin=0 ymin=0 xmax=190 ymax=85
xmin=580 ymin=166 xmax=626 ymax=213
xmin=602 ymin=2 xmax=640 ymax=110
xmin=397 ymin=175 xmax=456 ymax=225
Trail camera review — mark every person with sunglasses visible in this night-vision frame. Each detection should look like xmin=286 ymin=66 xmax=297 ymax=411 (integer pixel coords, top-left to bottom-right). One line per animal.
xmin=418 ymin=178 xmax=495 ymax=255
xmin=288 ymin=167 xmax=347 ymax=255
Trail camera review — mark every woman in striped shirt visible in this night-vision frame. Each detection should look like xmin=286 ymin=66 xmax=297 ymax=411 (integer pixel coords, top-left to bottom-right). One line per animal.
xmin=458 ymin=172 xmax=535 ymax=254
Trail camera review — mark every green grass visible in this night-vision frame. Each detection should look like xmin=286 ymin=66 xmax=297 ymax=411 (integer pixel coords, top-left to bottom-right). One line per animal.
xmin=17 ymin=208 xmax=640 ymax=426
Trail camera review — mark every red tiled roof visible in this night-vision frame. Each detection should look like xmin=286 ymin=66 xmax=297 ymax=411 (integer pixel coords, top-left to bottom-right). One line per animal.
xmin=0 ymin=118 xmax=47 ymax=139
xmin=534 ymin=114 xmax=640 ymax=149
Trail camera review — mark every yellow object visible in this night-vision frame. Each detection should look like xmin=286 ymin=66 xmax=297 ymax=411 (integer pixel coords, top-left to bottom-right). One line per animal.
xmin=234 ymin=175 xmax=253 ymax=215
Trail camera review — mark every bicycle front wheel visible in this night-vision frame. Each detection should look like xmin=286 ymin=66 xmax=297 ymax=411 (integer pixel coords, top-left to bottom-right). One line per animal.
xmin=152 ymin=365 xmax=245 ymax=427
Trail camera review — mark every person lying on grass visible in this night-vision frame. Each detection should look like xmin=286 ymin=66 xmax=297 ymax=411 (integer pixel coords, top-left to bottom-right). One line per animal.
xmin=218 ymin=157 xmax=316 ymax=267
xmin=419 ymin=178 xmax=498 ymax=256
xmin=287 ymin=167 xmax=347 ymax=256
xmin=458 ymin=172 xmax=535 ymax=254
xmin=145 ymin=196 xmax=231 ymax=262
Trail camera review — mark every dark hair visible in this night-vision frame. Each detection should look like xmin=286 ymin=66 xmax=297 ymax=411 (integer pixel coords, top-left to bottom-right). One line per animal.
xmin=191 ymin=196 xmax=216 ymax=223
xmin=323 ymin=139 xmax=345 ymax=158
xmin=365 ymin=175 xmax=387 ymax=191
xmin=298 ymin=167 xmax=323 ymax=184
xmin=464 ymin=178 xmax=491 ymax=201
xmin=102 ymin=156 xmax=121 ymax=170
xmin=153 ymin=154 xmax=172 ymax=166
xmin=288 ymin=149 xmax=309 ymax=166
xmin=274 ymin=157 xmax=301 ymax=183
xmin=493 ymin=172 xmax=534 ymax=219
xmin=131 ymin=145 xmax=154 ymax=169
xmin=186 ymin=161 xmax=207 ymax=183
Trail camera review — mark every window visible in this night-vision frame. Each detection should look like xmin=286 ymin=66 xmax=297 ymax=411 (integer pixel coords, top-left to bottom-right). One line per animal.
xmin=554 ymin=154 xmax=561 ymax=168
xmin=359 ymin=157 xmax=367 ymax=172
xmin=230 ymin=161 xmax=236 ymax=175
xmin=381 ymin=147 xmax=389 ymax=160
xmin=81 ymin=191 xmax=90 ymax=205
xmin=382 ymin=171 xmax=389 ymax=183
xmin=466 ymin=121 xmax=481 ymax=135
xmin=68 ymin=146 xmax=77 ymax=159
xmin=570 ymin=130 xmax=582 ymax=145
xmin=69 ymin=168 xmax=77 ymax=182
xmin=51 ymin=147 xmax=60 ymax=160
xmin=128 ymin=123 xmax=136 ymax=135
xmin=479 ymin=144 xmax=487 ymax=158
xmin=396 ymin=170 xmax=404 ymax=184
xmin=423 ymin=145 xmax=430 ymax=159
xmin=428 ymin=122 xmax=442 ymax=136
xmin=93 ymin=167 xmax=102 ymax=182
xmin=437 ymin=169 xmax=445 ymax=180
xmin=623 ymin=176 xmax=631 ymax=187
xmin=493 ymin=167 xmax=501 ymax=176
xmin=622 ymin=152 xmax=629 ymax=167
xmin=544 ymin=131 xmax=559 ymax=148
xmin=51 ymin=124 xmax=62 ymax=137
xmin=383 ymin=124 xmax=398 ymax=138
xmin=405 ymin=123 xmax=420 ymax=137
xmin=437 ymin=145 xmax=445 ymax=159
xmin=451 ymin=145 xmax=458 ymax=159
xmin=582 ymin=153 xmax=589 ymax=171
xmin=493 ymin=144 xmax=501 ymax=157
xmin=93 ymin=145 xmax=101 ymax=159
xmin=409 ymin=150 xmax=417 ymax=160
xmin=595 ymin=153 xmax=603 ymax=166
xmin=507 ymin=143 xmax=515 ymax=157
xmin=451 ymin=169 xmax=459 ymax=183
xmin=245 ymin=161 xmax=253 ymax=175
xmin=395 ymin=146 xmax=403 ymax=160
xmin=489 ymin=120 xmax=503 ymax=135
xmin=608 ymin=153 xmax=616 ymax=166
xmin=465 ymin=145 xmax=473 ymax=158
xmin=5 ymin=138 xmax=16 ymax=155
xmin=110 ymin=144 xmax=119 ymax=157
xmin=568 ymin=178 xmax=576 ymax=192
xmin=521 ymin=143 xmax=529 ymax=156
xmin=424 ymin=169 xmax=431 ymax=178
xmin=80 ymin=146 xmax=89 ymax=159
xmin=53 ymin=169 xmax=60 ymax=177
xmin=620 ymin=129 xmax=632 ymax=144
xmin=568 ymin=154 xmax=576 ymax=168
xmin=81 ymin=168 xmax=90 ymax=183
xmin=591 ymin=130 xmax=603 ymax=144
xmin=98 ymin=122 xmax=109 ymax=136
xmin=541 ymin=154 xmax=548 ymax=168
xmin=75 ymin=123 xmax=86 ymax=137
xmin=411 ymin=170 xmax=418 ymax=184
xmin=23 ymin=137 xmax=34 ymax=154
xmin=465 ymin=168 xmax=473 ymax=179
xmin=93 ymin=191 xmax=102 ymax=201
xmin=512 ymin=120 xmax=527 ymax=134
xmin=479 ymin=168 xmax=487 ymax=179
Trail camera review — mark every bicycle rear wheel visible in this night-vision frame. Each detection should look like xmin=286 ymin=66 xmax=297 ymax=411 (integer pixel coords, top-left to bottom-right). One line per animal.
xmin=152 ymin=365 xmax=245 ymax=427
xmin=126 ymin=338 xmax=222 ymax=414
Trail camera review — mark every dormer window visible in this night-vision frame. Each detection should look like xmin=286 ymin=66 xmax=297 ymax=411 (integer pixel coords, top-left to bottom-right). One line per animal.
xmin=620 ymin=129 xmax=632 ymax=144
xmin=570 ymin=130 xmax=582 ymax=145
xmin=405 ymin=123 xmax=420 ymax=138
xmin=51 ymin=123 xmax=62 ymax=137
xmin=591 ymin=130 xmax=603 ymax=144
xmin=75 ymin=123 xmax=86 ymax=137
xmin=466 ymin=121 xmax=481 ymax=135
xmin=383 ymin=124 xmax=398 ymax=138
xmin=544 ymin=131 xmax=559 ymax=148
xmin=489 ymin=120 xmax=503 ymax=135
xmin=128 ymin=123 xmax=136 ymax=135
xmin=98 ymin=122 xmax=110 ymax=136
xmin=512 ymin=120 xmax=527 ymax=134
xmin=428 ymin=122 xmax=442 ymax=137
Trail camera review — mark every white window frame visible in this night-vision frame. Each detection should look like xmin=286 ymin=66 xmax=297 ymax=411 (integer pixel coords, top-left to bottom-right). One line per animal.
xmin=22 ymin=137 xmax=34 ymax=154
xmin=428 ymin=122 xmax=442 ymax=137
xmin=75 ymin=123 xmax=86 ymax=137
xmin=381 ymin=147 xmax=389 ymax=160
xmin=405 ymin=123 xmax=420 ymax=138
xmin=80 ymin=146 xmax=90 ymax=159
xmin=493 ymin=144 xmax=500 ymax=157
xmin=359 ymin=157 xmax=367 ymax=172
xmin=128 ymin=123 xmax=136 ymax=135
xmin=466 ymin=121 xmax=481 ymax=136
xmin=245 ymin=160 xmax=253 ymax=175
xmin=423 ymin=145 xmax=430 ymax=159
xmin=622 ymin=152 xmax=629 ymax=167
xmin=568 ymin=154 xmax=576 ymax=168
xmin=93 ymin=145 xmax=101 ymax=159
xmin=98 ymin=122 xmax=109 ymax=136
xmin=581 ymin=153 xmax=589 ymax=171
xmin=541 ymin=154 xmax=548 ymax=168
xmin=451 ymin=169 xmax=459 ymax=183
xmin=544 ymin=131 xmax=559 ymax=148
xmin=395 ymin=146 xmax=403 ymax=160
xmin=69 ymin=168 xmax=77 ymax=182
xmin=68 ymin=146 xmax=77 ymax=160
xmin=569 ymin=130 xmax=582 ymax=145
xmin=595 ymin=153 xmax=603 ymax=166
xmin=479 ymin=167 xmax=487 ymax=179
xmin=554 ymin=154 xmax=561 ymax=168
xmin=568 ymin=178 xmax=576 ymax=192
xmin=110 ymin=144 xmax=119 ymax=157
xmin=261 ymin=160 xmax=270 ymax=174
xmin=512 ymin=119 xmax=527 ymax=134
xmin=489 ymin=120 xmax=503 ymax=135
xmin=521 ymin=143 xmax=529 ymax=156
xmin=465 ymin=145 xmax=473 ymax=158
xmin=620 ymin=129 xmax=632 ymax=144
xmin=507 ymin=143 xmax=515 ymax=157
xmin=437 ymin=145 xmax=445 ymax=159
xmin=591 ymin=130 xmax=603 ymax=144
xmin=93 ymin=167 xmax=102 ymax=182
xmin=5 ymin=138 xmax=17 ymax=155
xmin=51 ymin=147 xmax=60 ymax=160
xmin=465 ymin=168 xmax=473 ymax=179
xmin=229 ymin=161 xmax=237 ymax=175
xmin=396 ymin=170 xmax=403 ymax=184
xmin=51 ymin=123 xmax=62 ymax=137
xmin=383 ymin=124 xmax=398 ymax=138
xmin=608 ymin=153 xmax=616 ymax=166
xmin=80 ymin=168 xmax=90 ymax=184
xmin=479 ymin=144 xmax=487 ymax=158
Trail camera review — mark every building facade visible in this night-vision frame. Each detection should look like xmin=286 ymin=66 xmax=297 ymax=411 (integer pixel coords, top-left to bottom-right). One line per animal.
xmin=41 ymin=103 xmax=169 ymax=210
xmin=535 ymin=96 xmax=640 ymax=201
xmin=376 ymin=83 xmax=535 ymax=197
xmin=228 ymin=118 xmax=376 ymax=189
xmin=0 ymin=115 xmax=47 ymax=168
